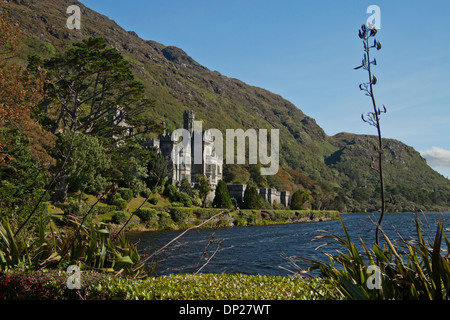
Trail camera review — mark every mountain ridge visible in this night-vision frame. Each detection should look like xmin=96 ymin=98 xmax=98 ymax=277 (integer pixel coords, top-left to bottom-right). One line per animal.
xmin=2 ymin=0 xmax=450 ymax=212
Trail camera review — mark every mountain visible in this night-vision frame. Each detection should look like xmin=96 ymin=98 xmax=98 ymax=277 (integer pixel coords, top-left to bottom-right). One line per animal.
xmin=2 ymin=0 xmax=450 ymax=212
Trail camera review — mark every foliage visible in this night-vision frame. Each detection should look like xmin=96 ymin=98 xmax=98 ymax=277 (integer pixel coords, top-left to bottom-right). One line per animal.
xmin=287 ymin=215 xmax=450 ymax=300
xmin=0 ymin=217 xmax=145 ymax=276
xmin=118 ymin=188 xmax=133 ymax=202
xmin=195 ymin=174 xmax=211 ymax=208
xmin=135 ymin=208 xmax=157 ymax=223
xmin=290 ymin=189 xmax=310 ymax=210
xmin=145 ymin=150 xmax=168 ymax=190
xmin=0 ymin=272 xmax=336 ymax=300
xmin=110 ymin=211 xmax=128 ymax=225
xmin=0 ymin=13 xmax=45 ymax=163
xmin=59 ymin=131 xmax=111 ymax=196
xmin=32 ymin=37 xmax=147 ymax=136
xmin=0 ymin=129 xmax=47 ymax=231
xmin=212 ymin=180 xmax=232 ymax=209
xmin=148 ymin=197 xmax=159 ymax=205
xmin=241 ymin=185 xmax=263 ymax=210
xmin=169 ymin=208 xmax=192 ymax=224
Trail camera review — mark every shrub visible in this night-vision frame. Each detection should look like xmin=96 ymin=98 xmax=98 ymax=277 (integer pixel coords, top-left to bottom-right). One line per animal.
xmin=157 ymin=212 xmax=175 ymax=229
xmin=169 ymin=208 xmax=192 ymax=224
xmin=119 ymin=188 xmax=133 ymax=202
xmin=106 ymin=193 xmax=122 ymax=206
xmin=163 ymin=184 xmax=178 ymax=201
xmin=177 ymin=192 xmax=192 ymax=207
xmin=148 ymin=197 xmax=159 ymax=205
xmin=136 ymin=208 xmax=157 ymax=223
xmin=95 ymin=205 xmax=117 ymax=215
xmin=64 ymin=201 xmax=90 ymax=217
xmin=111 ymin=211 xmax=128 ymax=224
xmin=114 ymin=199 xmax=128 ymax=211
xmin=140 ymin=188 xmax=152 ymax=198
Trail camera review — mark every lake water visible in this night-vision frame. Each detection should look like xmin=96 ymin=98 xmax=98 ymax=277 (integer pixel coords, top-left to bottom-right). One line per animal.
xmin=126 ymin=212 xmax=450 ymax=276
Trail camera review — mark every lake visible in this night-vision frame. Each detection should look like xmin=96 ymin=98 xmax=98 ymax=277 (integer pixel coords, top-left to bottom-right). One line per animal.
xmin=126 ymin=212 xmax=450 ymax=276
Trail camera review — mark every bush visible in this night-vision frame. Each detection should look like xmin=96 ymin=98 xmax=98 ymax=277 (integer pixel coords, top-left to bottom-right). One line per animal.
xmin=148 ymin=197 xmax=159 ymax=205
xmin=119 ymin=188 xmax=133 ymax=202
xmin=111 ymin=211 xmax=128 ymax=224
xmin=64 ymin=201 xmax=90 ymax=217
xmin=170 ymin=202 xmax=185 ymax=208
xmin=106 ymin=193 xmax=122 ymax=205
xmin=169 ymin=208 xmax=192 ymax=224
xmin=163 ymin=184 xmax=178 ymax=201
xmin=157 ymin=212 xmax=175 ymax=229
xmin=95 ymin=205 xmax=117 ymax=215
xmin=177 ymin=192 xmax=192 ymax=207
xmin=136 ymin=208 xmax=157 ymax=223
xmin=140 ymin=188 xmax=152 ymax=198
xmin=114 ymin=199 xmax=128 ymax=211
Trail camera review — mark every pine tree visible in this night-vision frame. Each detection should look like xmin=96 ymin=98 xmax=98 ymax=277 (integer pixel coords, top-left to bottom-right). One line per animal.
xmin=212 ymin=180 xmax=232 ymax=209
xmin=242 ymin=185 xmax=262 ymax=209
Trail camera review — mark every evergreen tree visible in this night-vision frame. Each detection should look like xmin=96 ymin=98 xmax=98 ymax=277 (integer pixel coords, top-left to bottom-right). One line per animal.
xmin=195 ymin=174 xmax=211 ymax=208
xmin=242 ymin=185 xmax=262 ymax=209
xmin=212 ymin=180 xmax=232 ymax=209
xmin=290 ymin=189 xmax=310 ymax=210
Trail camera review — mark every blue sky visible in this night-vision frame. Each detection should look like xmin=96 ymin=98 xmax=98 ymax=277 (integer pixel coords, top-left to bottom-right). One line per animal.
xmin=81 ymin=0 xmax=450 ymax=178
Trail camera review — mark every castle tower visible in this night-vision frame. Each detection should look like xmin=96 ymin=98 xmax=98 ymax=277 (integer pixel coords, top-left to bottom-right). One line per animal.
xmin=183 ymin=110 xmax=195 ymax=134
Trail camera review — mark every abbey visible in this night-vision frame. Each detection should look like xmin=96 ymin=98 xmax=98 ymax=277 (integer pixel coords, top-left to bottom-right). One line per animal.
xmin=145 ymin=110 xmax=223 ymax=201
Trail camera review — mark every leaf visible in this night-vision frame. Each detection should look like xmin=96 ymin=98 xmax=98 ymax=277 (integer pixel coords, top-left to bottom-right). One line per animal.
xmin=372 ymin=76 xmax=377 ymax=85
xmin=114 ymin=255 xmax=134 ymax=264
xmin=337 ymin=274 xmax=369 ymax=300
xmin=354 ymin=65 xmax=364 ymax=70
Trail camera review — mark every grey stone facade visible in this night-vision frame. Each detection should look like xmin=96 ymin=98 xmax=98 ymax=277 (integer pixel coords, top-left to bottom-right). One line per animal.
xmin=147 ymin=110 xmax=222 ymax=200
xmin=227 ymin=184 xmax=290 ymax=208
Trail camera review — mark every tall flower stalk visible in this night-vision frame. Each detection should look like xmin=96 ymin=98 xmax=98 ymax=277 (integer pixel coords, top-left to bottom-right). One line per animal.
xmin=354 ymin=24 xmax=386 ymax=245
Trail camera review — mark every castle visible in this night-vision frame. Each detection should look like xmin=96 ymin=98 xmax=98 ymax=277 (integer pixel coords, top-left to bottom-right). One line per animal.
xmin=145 ymin=110 xmax=290 ymax=207
xmin=146 ymin=110 xmax=223 ymax=201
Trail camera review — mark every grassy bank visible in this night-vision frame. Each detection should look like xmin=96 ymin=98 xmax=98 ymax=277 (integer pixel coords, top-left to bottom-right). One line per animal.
xmin=45 ymin=193 xmax=340 ymax=232
xmin=112 ymin=207 xmax=340 ymax=232
xmin=0 ymin=271 xmax=336 ymax=300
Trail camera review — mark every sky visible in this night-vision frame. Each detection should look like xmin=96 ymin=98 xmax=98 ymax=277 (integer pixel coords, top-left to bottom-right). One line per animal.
xmin=80 ymin=0 xmax=450 ymax=178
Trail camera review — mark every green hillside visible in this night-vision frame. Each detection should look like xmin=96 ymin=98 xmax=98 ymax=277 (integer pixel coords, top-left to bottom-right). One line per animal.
xmin=2 ymin=0 xmax=450 ymax=212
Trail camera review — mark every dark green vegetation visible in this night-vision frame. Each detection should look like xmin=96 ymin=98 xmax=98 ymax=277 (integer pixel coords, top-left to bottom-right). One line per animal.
xmin=0 ymin=272 xmax=335 ymax=300
xmin=2 ymin=0 xmax=450 ymax=302
xmin=1 ymin=0 xmax=449 ymax=213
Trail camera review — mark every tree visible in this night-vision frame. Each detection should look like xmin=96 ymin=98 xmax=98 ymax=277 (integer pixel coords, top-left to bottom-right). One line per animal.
xmin=0 ymin=13 xmax=45 ymax=163
xmin=145 ymin=149 xmax=168 ymax=190
xmin=290 ymin=189 xmax=310 ymax=210
xmin=30 ymin=37 xmax=147 ymax=137
xmin=0 ymin=129 xmax=47 ymax=230
xmin=212 ymin=180 xmax=232 ymax=209
xmin=242 ymin=185 xmax=262 ymax=209
xmin=354 ymin=24 xmax=386 ymax=245
xmin=195 ymin=174 xmax=211 ymax=208
xmin=57 ymin=131 xmax=111 ymax=202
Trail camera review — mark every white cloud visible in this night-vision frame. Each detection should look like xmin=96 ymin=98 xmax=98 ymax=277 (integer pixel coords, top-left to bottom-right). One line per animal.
xmin=420 ymin=147 xmax=450 ymax=167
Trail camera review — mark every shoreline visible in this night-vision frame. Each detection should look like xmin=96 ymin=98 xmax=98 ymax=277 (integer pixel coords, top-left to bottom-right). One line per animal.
xmin=120 ymin=208 xmax=341 ymax=233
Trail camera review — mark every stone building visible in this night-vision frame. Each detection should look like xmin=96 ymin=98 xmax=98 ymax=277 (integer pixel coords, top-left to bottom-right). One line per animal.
xmin=227 ymin=184 xmax=290 ymax=208
xmin=147 ymin=110 xmax=223 ymax=200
